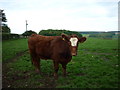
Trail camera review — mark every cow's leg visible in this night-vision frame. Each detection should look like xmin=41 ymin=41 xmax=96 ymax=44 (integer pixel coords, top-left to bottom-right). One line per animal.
xmin=53 ymin=61 xmax=59 ymax=79
xmin=30 ymin=51 xmax=41 ymax=74
xmin=61 ymin=63 xmax=67 ymax=77
xmin=32 ymin=57 xmax=41 ymax=74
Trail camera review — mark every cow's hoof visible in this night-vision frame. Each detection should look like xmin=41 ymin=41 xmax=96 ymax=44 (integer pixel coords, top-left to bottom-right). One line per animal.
xmin=35 ymin=69 xmax=41 ymax=74
xmin=54 ymin=73 xmax=58 ymax=80
xmin=63 ymin=74 xmax=66 ymax=77
xmin=54 ymin=76 xmax=58 ymax=80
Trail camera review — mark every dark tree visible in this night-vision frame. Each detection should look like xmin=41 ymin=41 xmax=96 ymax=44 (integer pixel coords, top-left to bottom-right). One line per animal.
xmin=2 ymin=11 xmax=7 ymax=22
xmin=22 ymin=30 xmax=37 ymax=36
xmin=2 ymin=24 xmax=10 ymax=33
xmin=0 ymin=10 xmax=11 ymax=33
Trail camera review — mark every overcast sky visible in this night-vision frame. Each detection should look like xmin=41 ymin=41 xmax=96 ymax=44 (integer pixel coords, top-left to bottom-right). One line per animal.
xmin=0 ymin=0 xmax=119 ymax=34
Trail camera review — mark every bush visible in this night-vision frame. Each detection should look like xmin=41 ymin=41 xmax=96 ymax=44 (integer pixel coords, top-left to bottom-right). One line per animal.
xmin=22 ymin=30 xmax=37 ymax=37
xmin=39 ymin=29 xmax=82 ymax=37
xmin=2 ymin=33 xmax=20 ymax=40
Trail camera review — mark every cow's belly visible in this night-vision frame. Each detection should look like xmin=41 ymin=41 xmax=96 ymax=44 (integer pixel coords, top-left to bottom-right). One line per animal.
xmin=37 ymin=49 xmax=52 ymax=60
xmin=39 ymin=54 xmax=51 ymax=60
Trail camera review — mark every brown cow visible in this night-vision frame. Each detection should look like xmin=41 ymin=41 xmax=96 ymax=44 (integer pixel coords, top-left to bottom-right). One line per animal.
xmin=28 ymin=33 xmax=86 ymax=78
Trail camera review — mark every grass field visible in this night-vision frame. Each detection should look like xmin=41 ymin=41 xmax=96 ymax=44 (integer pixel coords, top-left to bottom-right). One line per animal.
xmin=2 ymin=39 xmax=28 ymax=62
xmin=2 ymin=37 xmax=119 ymax=88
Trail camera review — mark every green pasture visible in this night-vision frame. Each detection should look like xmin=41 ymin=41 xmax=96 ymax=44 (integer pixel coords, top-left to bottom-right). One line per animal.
xmin=2 ymin=37 xmax=119 ymax=88
xmin=2 ymin=39 xmax=28 ymax=62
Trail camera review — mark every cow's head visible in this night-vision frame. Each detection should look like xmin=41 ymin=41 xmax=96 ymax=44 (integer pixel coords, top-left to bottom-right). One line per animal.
xmin=62 ymin=33 xmax=86 ymax=56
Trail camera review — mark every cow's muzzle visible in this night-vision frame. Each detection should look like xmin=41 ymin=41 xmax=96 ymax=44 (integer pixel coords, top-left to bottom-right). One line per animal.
xmin=71 ymin=46 xmax=77 ymax=56
xmin=72 ymin=53 xmax=77 ymax=56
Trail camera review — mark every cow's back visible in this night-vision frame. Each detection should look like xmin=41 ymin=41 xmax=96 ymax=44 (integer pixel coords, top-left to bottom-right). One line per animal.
xmin=28 ymin=34 xmax=60 ymax=59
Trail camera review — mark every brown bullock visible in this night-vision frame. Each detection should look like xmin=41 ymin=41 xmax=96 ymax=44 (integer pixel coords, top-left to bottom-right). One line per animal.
xmin=28 ymin=33 xmax=86 ymax=78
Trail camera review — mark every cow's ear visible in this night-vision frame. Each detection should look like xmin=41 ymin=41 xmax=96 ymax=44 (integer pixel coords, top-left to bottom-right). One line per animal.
xmin=79 ymin=37 xmax=86 ymax=43
xmin=61 ymin=33 xmax=69 ymax=41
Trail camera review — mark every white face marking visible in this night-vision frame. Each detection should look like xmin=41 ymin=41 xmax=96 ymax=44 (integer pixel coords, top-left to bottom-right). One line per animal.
xmin=70 ymin=38 xmax=78 ymax=46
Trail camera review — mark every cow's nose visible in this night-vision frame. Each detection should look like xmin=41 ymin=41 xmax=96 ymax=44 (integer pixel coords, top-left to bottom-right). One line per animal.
xmin=72 ymin=53 xmax=77 ymax=56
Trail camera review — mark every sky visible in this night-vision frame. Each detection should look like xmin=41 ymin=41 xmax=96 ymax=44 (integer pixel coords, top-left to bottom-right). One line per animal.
xmin=0 ymin=0 xmax=119 ymax=34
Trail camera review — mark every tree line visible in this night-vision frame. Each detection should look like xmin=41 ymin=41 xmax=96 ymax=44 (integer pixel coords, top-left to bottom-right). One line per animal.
xmin=89 ymin=32 xmax=119 ymax=39
xmin=39 ymin=29 xmax=82 ymax=37
xmin=22 ymin=29 xmax=82 ymax=37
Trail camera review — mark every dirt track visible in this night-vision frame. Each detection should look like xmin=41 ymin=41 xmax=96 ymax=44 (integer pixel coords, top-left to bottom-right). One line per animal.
xmin=2 ymin=50 xmax=28 ymax=88
xmin=2 ymin=50 xmax=57 ymax=88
